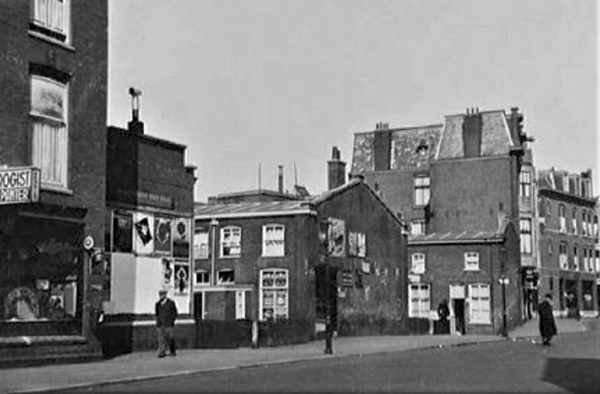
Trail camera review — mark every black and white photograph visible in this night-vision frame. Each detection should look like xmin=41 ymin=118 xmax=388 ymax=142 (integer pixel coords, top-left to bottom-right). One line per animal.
xmin=0 ymin=0 xmax=598 ymax=393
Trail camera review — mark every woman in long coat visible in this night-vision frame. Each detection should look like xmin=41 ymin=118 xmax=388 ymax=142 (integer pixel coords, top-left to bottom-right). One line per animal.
xmin=538 ymin=293 xmax=557 ymax=346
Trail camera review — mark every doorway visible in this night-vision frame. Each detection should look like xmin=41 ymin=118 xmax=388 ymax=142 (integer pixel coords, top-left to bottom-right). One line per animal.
xmin=453 ymin=299 xmax=466 ymax=335
xmin=315 ymin=264 xmax=338 ymax=330
xmin=193 ymin=292 xmax=204 ymax=321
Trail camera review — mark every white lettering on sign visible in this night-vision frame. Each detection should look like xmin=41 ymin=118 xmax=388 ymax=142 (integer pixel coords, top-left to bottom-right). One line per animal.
xmin=0 ymin=167 xmax=40 ymax=205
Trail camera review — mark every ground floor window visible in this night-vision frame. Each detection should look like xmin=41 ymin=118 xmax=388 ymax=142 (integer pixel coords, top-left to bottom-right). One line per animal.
xmin=259 ymin=269 xmax=288 ymax=321
xmin=468 ymin=284 xmax=491 ymax=324
xmin=582 ymin=281 xmax=594 ymax=311
xmin=408 ymin=284 xmax=430 ymax=318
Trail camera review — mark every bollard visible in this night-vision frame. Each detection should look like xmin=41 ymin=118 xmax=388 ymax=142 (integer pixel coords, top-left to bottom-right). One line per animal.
xmin=324 ymin=316 xmax=333 ymax=354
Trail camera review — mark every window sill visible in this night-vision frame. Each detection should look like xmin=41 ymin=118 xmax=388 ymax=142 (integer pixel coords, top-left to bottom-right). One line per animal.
xmin=463 ymin=268 xmax=480 ymax=272
xmin=261 ymin=254 xmax=285 ymax=258
xmin=41 ymin=184 xmax=73 ymax=195
xmin=29 ymin=30 xmax=75 ymax=52
xmin=469 ymin=321 xmax=492 ymax=325
xmin=219 ymin=255 xmax=240 ymax=259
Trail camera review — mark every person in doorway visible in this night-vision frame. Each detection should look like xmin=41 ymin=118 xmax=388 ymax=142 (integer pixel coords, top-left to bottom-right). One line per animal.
xmin=155 ymin=289 xmax=178 ymax=358
xmin=538 ymin=293 xmax=557 ymax=346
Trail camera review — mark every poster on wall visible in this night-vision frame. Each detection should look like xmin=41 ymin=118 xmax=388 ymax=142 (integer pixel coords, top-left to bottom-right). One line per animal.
xmin=174 ymin=262 xmax=190 ymax=295
xmin=348 ymin=232 xmax=366 ymax=257
xmin=327 ymin=218 xmax=346 ymax=257
xmin=154 ymin=216 xmax=172 ymax=255
xmin=134 ymin=213 xmax=154 ymax=255
xmin=172 ymin=218 xmax=191 ymax=258
xmin=112 ymin=212 xmax=133 ymax=253
xmin=162 ymin=258 xmax=173 ymax=287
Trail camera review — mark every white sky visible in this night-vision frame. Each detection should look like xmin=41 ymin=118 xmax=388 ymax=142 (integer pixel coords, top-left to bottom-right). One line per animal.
xmin=107 ymin=0 xmax=598 ymax=202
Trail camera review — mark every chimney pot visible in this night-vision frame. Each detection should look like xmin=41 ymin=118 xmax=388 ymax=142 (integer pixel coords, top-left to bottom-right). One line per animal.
xmin=278 ymin=165 xmax=284 ymax=193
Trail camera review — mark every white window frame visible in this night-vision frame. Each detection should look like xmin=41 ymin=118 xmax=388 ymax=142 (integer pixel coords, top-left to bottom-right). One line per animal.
xmin=30 ymin=75 xmax=69 ymax=191
xmin=411 ymin=253 xmax=425 ymax=274
xmin=594 ymin=215 xmax=598 ymax=238
xmin=262 ymin=224 xmax=285 ymax=257
xmin=217 ymin=269 xmax=234 ymax=285
xmin=573 ymin=246 xmax=579 ymax=271
xmin=559 ymin=205 xmax=566 ymax=233
xmin=519 ymin=171 xmax=531 ymax=198
xmin=220 ymin=226 xmax=241 ymax=257
xmin=559 ymin=243 xmax=568 ymax=270
xmin=408 ymin=284 xmax=430 ymax=318
xmin=572 ymin=208 xmax=578 ymax=234
xmin=583 ymin=249 xmax=589 ymax=272
xmin=414 ymin=175 xmax=430 ymax=206
xmin=468 ymin=284 xmax=491 ymax=324
xmin=31 ymin=0 xmax=71 ymax=42
xmin=410 ymin=220 xmax=426 ymax=236
xmin=193 ymin=230 xmax=209 ymax=259
xmin=464 ymin=252 xmax=480 ymax=271
xmin=194 ymin=270 xmax=210 ymax=286
xmin=259 ymin=269 xmax=289 ymax=321
xmin=595 ymin=250 xmax=600 ymax=273
xmin=520 ymin=219 xmax=532 ymax=255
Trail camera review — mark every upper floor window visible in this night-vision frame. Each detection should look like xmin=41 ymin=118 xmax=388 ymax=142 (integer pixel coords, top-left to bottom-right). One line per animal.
xmin=217 ymin=269 xmax=234 ymax=284
xmin=30 ymin=75 xmax=68 ymax=190
xmin=194 ymin=270 xmax=209 ymax=286
xmin=594 ymin=215 xmax=598 ymax=238
xmin=220 ymin=226 xmax=241 ymax=257
xmin=464 ymin=252 xmax=480 ymax=271
xmin=410 ymin=220 xmax=426 ymax=236
xmin=519 ymin=171 xmax=531 ymax=198
xmin=193 ymin=230 xmax=209 ymax=259
xmin=262 ymin=224 xmax=285 ymax=257
xmin=571 ymin=208 xmax=578 ymax=234
xmin=573 ymin=246 xmax=579 ymax=271
xmin=547 ymin=240 xmax=553 ymax=255
xmin=520 ymin=219 xmax=532 ymax=255
xmin=583 ymin=249 xmax=590 ymax=272
xmin=596 ymin=250 xmax=600 ymax=273
xmin=558 ymin=205 xmax=566 ymax=233
xmin=31 ymin=0 xmax=71 ymax=42
xmin=586 ymin=212 xmax=593 ymax=237
xmin=411 ymin=253 xmax=425 ymax=274
xmin=546 ymin=201 xmax=551 ymax=217
xmin=559 ymin=243 xmax=568 ymax=270
xmin=568 ymin=176 xmax=579 ymax=195
xmin=413 ymin=175 xmax=430 ymax=206
xmin=581 ymin=178 xmax=591 ymax=197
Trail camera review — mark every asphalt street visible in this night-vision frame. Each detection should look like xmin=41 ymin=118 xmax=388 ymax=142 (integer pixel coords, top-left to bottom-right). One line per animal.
xmin=56 ymin=320 xmax=600 ymax=393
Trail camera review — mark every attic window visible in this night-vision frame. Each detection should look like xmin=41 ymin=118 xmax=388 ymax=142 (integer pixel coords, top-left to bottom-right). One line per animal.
xmin=416 ymin=140 xmax=429 ymax=156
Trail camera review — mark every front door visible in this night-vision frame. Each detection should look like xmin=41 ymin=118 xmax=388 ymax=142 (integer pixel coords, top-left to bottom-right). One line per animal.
xmin=193 ymin=292 xmax=204 ymax=321
xmin=453 ymin=299 xmax=466 ymax=335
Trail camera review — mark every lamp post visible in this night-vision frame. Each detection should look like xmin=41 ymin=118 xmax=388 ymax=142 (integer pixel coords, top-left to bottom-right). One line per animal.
xmin=210 ymin=218 xmax=218 ymax=286
xmin=499 ymin=275 xmax=509 ymax=337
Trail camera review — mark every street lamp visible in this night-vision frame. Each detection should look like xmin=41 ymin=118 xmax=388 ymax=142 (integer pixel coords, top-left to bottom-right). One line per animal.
xmin=499 ymin=275 xmax=509 ymax=337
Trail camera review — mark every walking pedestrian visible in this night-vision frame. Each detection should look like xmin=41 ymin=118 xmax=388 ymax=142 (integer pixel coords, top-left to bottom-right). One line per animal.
xmin=155 ymin=289 xmax=178 ymax=358
xmin=538 ymin=293 xmax=557 ymax=346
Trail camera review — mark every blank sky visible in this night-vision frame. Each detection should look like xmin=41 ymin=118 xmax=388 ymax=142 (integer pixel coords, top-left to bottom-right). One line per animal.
xmin=108 ymin=0 xmax=598 ymax=202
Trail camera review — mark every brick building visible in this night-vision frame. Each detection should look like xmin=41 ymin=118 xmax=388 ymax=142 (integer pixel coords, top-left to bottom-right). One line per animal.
xmin=0 ymin=1 xmax=108 ymax=364
xmin=193 ymin=150 xmax=408 ymax=346
xmin=350 ymin=108 xmax=533 ymax=335
xmin=99 ymin=108 xmax=197 ymax=356
xmin=536 ymin=168 xmax=598 ymax=317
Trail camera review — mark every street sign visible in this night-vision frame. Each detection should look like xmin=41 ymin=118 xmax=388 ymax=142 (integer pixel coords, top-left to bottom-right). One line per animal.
xmin=0 ymin=167 xmax=40 ymax=205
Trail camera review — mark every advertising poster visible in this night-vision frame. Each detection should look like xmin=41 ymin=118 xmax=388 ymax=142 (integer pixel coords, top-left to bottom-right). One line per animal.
xmin=134 ymin=212 xmax=154 ymax=255
xmin=174 ymin=262 xmax=190 ymax=295
xmin=172 ymin=218 xmax=190 ymax=258
xmin=112 ymin=212 xmax=133 ymax=253
xmin=327 ymin=218 xmax=346 ymax=257
xmin=154 ymin=216 xmax=172 ymax=255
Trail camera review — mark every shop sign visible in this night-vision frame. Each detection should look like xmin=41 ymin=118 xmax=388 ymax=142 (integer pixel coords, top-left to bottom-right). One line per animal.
xmin=340 ymin=270 xmax=354 ymax=287
xmin=0 ymin=167 xmax=40 ymax=205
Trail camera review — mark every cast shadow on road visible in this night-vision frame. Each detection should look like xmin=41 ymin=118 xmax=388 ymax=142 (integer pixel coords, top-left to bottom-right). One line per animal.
xmin=542 ymin=357 xmax=600 ymax=394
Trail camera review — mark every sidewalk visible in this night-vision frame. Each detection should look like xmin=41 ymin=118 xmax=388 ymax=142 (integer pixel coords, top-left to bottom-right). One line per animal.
xmin=2 ymin=334 xmax=502 ymax=394
xmin=1 ymin=318 xmax=589 ymax=394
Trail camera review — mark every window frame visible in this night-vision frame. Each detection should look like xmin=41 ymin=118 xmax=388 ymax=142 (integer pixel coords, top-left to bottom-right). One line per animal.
xmin=411 ymin=253 xmax=426 ymax=274
xmin=194 ymin=270 xmax=210 ymax=286
xmin=413 ymin=174 xmax=430 ymax=206
xmin=573 ymin=245 xmax=579 ymax=271
xmin=30 ymin=0 xmax=71 ymax=43
xmin=519 ymin=218 xmax=532 ymax=255
xmin=519 ymin=170 xmax=531 ymax=198
xmin=259 ymin=269 xmax=289 ymax=321
xmin=468 ymin=283 xmax=491 ymax=324
xmin=408 ymin=283 xmax=430 ymax=318
xmin=220 ymin=226 xmax=241 ymax=258
xmin=558 ymin=204 xmax=566 ymax=233
xmin=559 ymin=242 xmax=568 ymax=270
xmin=193 ymin=230 xmax=209 ymax=260
xmin=464 ymin=252 xmax=480 ymax=271
xmin=410 ymin=219 xmax=426 ymax=236
xmin=217 ymin=269 xmax=235 ymax=285
xmin=262 ymin=224 xmax=285 ymax=257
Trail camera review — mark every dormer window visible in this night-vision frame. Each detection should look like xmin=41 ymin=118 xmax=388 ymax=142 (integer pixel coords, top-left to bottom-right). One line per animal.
xmin=416 ymin=140 xmax=429 ymax=156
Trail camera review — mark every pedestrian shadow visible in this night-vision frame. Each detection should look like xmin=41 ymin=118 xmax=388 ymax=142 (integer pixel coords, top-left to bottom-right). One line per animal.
xmin=542 ymin=357 xmax=600 ymax=394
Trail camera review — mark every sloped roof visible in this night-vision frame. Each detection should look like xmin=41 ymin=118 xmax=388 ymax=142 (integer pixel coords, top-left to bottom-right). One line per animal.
xmin=409 ymin=230 xmax=504 ymax=245
xmin=436 ymin=110 xmax=514 ymax=160
xmin=194 ymin=201 xmax=314 ymax=219
xmin=390 ymin=125 xmax=443 ymax=170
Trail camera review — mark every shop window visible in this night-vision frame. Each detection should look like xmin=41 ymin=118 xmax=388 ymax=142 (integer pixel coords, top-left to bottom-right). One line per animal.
xmin=468 ymin=284 xmax=491 ymax=324
xmin=411 ymin=253 xmax=425 ymax=274
xmin=31 ymin=0 xmax=71 ymax=42
xmin=520 ymin=219 xmax=532 ymax=254
xmin=408 ymin=284 xmax=430 ymax=318
xmin=414 ymin=175 xmax=430 ymax=206
xmin=217 ymin=269 xmax=234 ymax=285
xmin=262 ymin=224 xmax=285 ymax=257
xmin=464 ymin=252 xmax=480 ymax=271
xmin=260 ymin=269 xmax=288 ymax=321
xmin=195 ymin=270 xmax=209 ymax=286
xmin=30 ymin=75 xmax=69 ymax=190
xmin=193 ymin=230 xmax=209 ymax=259
xmin=220 ymin=226 xmax=241 ymax=257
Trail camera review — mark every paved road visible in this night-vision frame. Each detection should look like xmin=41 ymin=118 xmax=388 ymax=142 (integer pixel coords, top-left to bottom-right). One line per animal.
xmin=58 ymin=320 xmax=600 ymax=393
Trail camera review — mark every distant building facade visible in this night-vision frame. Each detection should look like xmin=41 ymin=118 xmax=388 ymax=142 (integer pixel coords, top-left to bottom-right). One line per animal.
xmin=537 ymin=168 xmax=598 ymax=317
xmin=350 ymin=108 xmax=533 ymax=335
xmin=0 ymin=0 xmax=108 ymax=364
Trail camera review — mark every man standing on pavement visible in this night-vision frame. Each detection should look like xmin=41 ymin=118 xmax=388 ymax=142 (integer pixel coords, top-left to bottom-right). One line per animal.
xmin=538 ymin=293 xmax=557 ymax=346
xmin=155 ymin=289 xmax=178 ymax=358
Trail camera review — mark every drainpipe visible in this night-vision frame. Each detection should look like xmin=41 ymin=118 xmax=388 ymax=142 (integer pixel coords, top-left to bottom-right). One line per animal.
xmin=210 ymin=218 xmax=218 ymax=286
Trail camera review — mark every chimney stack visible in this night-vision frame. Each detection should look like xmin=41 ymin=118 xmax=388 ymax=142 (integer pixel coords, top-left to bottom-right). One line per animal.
xmin=127 ymin=87 xmax=144 ymax=134
xmin=462 ymin=107 xmax=482 ymax=158
xmin=328 ymin=147 xmax=346 ymax=190
xmin=278 ymin=165 xmax=284 ymax=193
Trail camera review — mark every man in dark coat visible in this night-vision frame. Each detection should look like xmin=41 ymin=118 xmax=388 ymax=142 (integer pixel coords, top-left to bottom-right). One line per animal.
xmin=155 ymin=289 xmax=178 ymax=357
xmin=538 ymin=293 xmax=557 ymax=346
